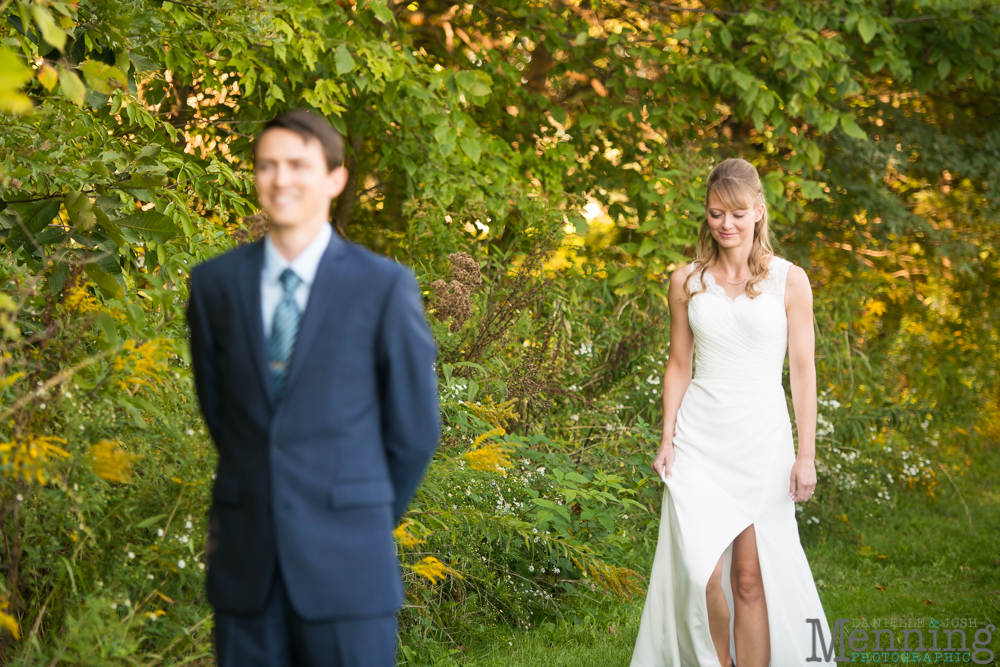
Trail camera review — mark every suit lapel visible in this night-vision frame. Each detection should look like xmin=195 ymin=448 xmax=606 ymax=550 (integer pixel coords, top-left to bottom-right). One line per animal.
xmin=237 ymin=241 xmax=276 ymax=409
xmin=281 ymin=234 xmax=349 ymax=397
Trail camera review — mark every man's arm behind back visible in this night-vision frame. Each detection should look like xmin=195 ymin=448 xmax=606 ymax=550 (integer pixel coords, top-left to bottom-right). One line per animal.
xmin=375 ymin=266 xmax=440 ymax=524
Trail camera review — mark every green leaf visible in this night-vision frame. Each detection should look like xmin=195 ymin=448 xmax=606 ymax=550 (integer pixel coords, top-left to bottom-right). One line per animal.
xmin=858 ymin=16 xmax=878 ymax=44
xmin=79 ymin=60 xmax=126 ymax=94
xmin=135 ymin=514 xmax=167 ymax=529
xmin=138 ymin=145 xmax=162 ymax=159
xmin=937 ymin=57 xmax=952 ymax=79
xmin=30 ymin=4 xmax=66 ymax=52
xmin=818 ymin=110 xmax=839 ymax=134
xmin=799 ymin=180 xmax=830 ymax=201
xmin=638 ymin=237 xmax=658 ymax=257
xmin=114 ymin=211 xmax=181 ymax=244
xmin=0 ymin=48 xmax=33 ymax=113
xmin=335 ymin=45 xmax=356 ymax=74
xmin=128 ymin=53 xmax=160 ymax=72
xmin=839 ymin=113 xmax=867 ymax=140
xmin=49 ymin=261 xmax=69 ymax=295
xmin=806 ymin=142 xmax=822 ymax=168
xmin=459 ymin=137 xmax=481 ymax=164
xmin=765 ymin=177 xmax=785 ymax=199
xmin=732 ymin=69 xmax=754 ymax=91
xmin=792 ymin=48 xmax=811 ymax=72
xmin=58 ymin=67 xmax=86 ymax=106
xmin=85 ymin=265 xmax=122 ymax=298
xmin=434 ymin=124 xmax=457 ymax=145
xmin=719 ymin=26 xmax=733 ymax=50
xmin=455 ymin=70 xmax=492 ymax=98
xmin=612 ymin=267 xmax=636 ymax=285
xmin=369 ymin=0 xmax=394 ymax=24
xmin=5 ymin=199 xmax=61 ymax=240
xmin=65 ymin=190 xmax=96 ymax=231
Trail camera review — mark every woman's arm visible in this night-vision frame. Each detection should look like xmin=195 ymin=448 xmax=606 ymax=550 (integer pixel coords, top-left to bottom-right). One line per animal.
xmin=652 ymin=264 xmax=695 ymax=479
xmin=785 ymin=264 xmax=818 ymax=502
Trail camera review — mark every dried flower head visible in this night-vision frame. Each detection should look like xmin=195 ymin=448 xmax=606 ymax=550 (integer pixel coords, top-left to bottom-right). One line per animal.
xmin=448 ymin=252 xmax=482 ymax=289
xmin=431 ymin=252 xmax=483 ymax=331
xmin=233 ymin=211 xmax=271 ymax=245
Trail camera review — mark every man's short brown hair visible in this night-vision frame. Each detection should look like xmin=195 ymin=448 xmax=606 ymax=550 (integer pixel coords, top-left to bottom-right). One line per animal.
xmin=254 ymin=109 xmax=344 ymax=172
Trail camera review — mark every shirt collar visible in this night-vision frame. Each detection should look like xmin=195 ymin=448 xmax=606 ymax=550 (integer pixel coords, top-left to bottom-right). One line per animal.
xmin=263 ymin=222 xmax=334 ymax=286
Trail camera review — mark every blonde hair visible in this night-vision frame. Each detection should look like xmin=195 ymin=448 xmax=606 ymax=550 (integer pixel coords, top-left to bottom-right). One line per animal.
xmin=682 ymin=158 xmax=776 ymax=304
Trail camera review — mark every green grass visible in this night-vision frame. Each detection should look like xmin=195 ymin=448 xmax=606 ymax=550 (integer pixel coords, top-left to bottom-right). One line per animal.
xmin=454 ymin=443 xmax=1000 ymax=666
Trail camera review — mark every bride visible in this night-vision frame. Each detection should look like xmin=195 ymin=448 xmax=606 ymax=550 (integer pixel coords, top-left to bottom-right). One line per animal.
xmin=630 ymin=158 xmax=833 ymax=666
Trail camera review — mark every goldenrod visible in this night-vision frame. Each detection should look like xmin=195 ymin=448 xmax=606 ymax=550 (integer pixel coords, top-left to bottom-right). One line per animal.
xmin=393 ymin=521 xmax=426 ymax=550
xmin=0 ymin=435 xmax=70 ymax=484
xmin=0 ymin=602 xmax=19 ymax=640
xmin=114 ymin=338 xmax=172 ymax=390
xmin=462 ymin=434 xmax=513 ymax=474
xmin=410 ymin=556 xmax=461 ymax=584
xmin=89 ymin=440 xmax=138 ymax=484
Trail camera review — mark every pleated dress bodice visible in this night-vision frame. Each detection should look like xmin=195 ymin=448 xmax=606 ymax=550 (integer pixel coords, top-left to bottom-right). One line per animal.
xmin=686 ymin=257 xmax=791 ymax=386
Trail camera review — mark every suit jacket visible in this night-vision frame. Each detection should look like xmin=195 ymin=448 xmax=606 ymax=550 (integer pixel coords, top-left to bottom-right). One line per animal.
xmin=186 ymin=231 xmax=439 ymax=621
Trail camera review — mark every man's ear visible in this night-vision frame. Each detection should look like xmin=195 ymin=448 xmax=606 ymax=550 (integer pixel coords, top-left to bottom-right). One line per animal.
xmin=328 ymin=165 xmax=348 ymax=199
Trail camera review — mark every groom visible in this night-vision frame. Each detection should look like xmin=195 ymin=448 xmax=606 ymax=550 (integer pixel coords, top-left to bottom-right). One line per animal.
xmin=187 ymin=109 xmax=440 ymax=666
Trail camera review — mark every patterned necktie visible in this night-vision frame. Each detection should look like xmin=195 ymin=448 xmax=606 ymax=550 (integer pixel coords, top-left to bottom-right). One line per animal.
xmin=268 ymin=268 xmax=303 ymax=399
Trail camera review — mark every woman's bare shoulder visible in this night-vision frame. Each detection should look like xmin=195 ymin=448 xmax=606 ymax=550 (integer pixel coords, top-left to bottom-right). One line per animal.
xmin=784 ymin=263 xmax=813 ymax=306
xmin=669 ymin=261 xmax=697 ymax=285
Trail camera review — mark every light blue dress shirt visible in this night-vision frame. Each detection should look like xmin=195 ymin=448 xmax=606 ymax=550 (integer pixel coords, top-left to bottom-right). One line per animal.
xmin=261 ymin=222 xmax=333 ymax=339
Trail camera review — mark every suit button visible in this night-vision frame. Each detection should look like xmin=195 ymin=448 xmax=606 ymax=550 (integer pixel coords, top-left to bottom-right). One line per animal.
xmin=274 ymin=440 xmax=282 ymax=449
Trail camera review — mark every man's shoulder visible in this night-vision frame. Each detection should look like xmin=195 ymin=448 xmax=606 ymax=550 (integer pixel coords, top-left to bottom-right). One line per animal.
xmin=342 ymin=240 xmax=414 ymax=286
xmin=190 ymin=241 xmax=259 ymax=285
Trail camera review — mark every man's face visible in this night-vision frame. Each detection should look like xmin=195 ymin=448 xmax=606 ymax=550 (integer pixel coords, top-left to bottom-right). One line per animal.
xmin=254 ymin=128 xmax=346 ymax=229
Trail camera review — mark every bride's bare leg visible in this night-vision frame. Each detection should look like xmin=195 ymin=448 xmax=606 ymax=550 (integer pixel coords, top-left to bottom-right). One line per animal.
xmin=706 ymin=555 xmax=733 ymax=667
xmin=731 ymin=524 xmax=770 ymax=667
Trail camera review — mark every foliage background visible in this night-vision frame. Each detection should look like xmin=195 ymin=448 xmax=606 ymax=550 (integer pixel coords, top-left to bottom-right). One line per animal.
xmin=1 ymin=0 xmax=998 ymax=663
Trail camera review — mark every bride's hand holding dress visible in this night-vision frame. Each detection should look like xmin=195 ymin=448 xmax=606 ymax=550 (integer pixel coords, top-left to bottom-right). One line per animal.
xmin=652 ymin=265 xmax=698 ymax=483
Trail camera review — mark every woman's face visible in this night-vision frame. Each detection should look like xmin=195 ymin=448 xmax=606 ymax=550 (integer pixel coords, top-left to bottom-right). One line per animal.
xmin=705 ymin=190 xmax=763 ymax=250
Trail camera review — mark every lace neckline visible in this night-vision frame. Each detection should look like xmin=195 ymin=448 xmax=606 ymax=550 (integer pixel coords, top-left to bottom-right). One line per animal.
xmin=693 ymin=256 xmax=788 ymax=304
xmin=703 ymin=271 xmax=745 ymax=303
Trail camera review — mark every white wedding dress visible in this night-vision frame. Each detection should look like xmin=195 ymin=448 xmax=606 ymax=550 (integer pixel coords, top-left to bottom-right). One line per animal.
xmin=630 ymin=256 xmax=832 ymax=666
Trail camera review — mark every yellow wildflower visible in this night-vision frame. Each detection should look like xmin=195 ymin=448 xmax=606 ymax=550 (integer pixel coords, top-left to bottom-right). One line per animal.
xmin=0 ymin=435 xmax=70 ymax=484
xmin=0 ymin=371 xmax=25 ymax=390
xmin=461 ymin=397 xmax=519 ymax=429
xmin=113 ymin=338 xmax=172 ymax=390
xmin=0 ymin=601 xmax=19 ymax=640
xmin=410 ymin=556 xmax=462 ymax=584
xmin=64 ymin=283 xmax=102 ymax=314
xmin=462 ymin=429 xmax=512 ymax=473
xmin=571 ymin=557 xmax=644 ymax=600
xmin=470 ymin=426 xmax=506 ymax=449
xmin=393 ymin=521 xmax=426 ymax=550
xmin=62 ymin=284 xmax=128 ymax=324
xmin=89 ymin=440 xmax=138 ymax=484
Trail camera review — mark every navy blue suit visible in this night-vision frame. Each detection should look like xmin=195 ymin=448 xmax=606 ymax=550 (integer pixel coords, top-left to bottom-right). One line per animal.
xmin=187 ymin=230 xmax=439 ymax=664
